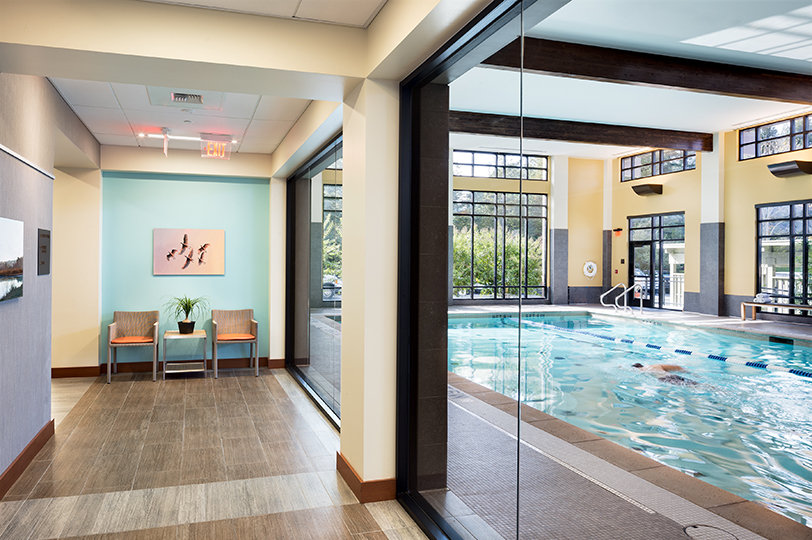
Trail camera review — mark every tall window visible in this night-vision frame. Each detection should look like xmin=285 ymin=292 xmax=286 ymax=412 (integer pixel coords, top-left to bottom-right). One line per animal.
xmin=740 ymin=114 xmax=812 ymax=160
xmin=452 ymin=190 xmax=547 ymax=299
xmin=620 ymin=149 xmax=696 ymax=181
xmin=453 ymin=150 xmax=548 ymax=180
xmin=757 ymin=200 xmax=812 ymax=312
xmin=322 ymin=184 xmax=342 ymax=299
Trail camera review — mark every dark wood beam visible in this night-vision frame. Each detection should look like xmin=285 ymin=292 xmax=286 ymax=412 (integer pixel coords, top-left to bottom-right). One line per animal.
xmin=449 ymin=111 xmax=714 ymax=151
xmin=483 ymin=38 xmax=812 ymax=105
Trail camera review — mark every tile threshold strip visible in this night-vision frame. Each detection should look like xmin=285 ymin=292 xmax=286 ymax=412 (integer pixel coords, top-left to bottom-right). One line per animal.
xmin=507 ymin=318 xmax=812 ymax=379
xmin=450 ymin=401 xmax=656 ymax=515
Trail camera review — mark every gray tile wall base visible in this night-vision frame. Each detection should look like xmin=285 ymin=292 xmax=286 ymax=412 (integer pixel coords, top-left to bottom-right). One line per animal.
xmin=699 ymin=222 xmax=724 ymax=315
xmin=602 ymin=229 xmax=612 ymax=291
xmin=568 ymin=286 xmax=603 ymax=305
xmin=551 ymin=229 xmax=569 ymax=304
xmin=448 ymin=390 xmax=770 ymax=540
xmin=683 ymin=291 xmax=700 ymax=313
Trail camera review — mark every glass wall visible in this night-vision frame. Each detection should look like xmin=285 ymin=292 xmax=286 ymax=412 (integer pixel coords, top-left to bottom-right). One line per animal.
xmin=287 ymin=138 xmax=343 ymax=421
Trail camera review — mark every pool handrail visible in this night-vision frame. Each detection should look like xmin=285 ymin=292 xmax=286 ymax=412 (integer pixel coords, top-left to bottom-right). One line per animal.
xmin=614 ymin=283 xmax=643 ymax=315
xmin=600 ymin=283 xmax=626 ymax=311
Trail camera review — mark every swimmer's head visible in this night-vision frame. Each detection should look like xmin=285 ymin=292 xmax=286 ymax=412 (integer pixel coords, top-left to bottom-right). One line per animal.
xmin=632 ymin=363 xmax=644 ymax=368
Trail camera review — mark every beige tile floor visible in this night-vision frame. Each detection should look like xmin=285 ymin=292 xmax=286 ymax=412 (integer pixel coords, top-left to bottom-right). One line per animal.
xmin=0 ymin=369 xmax=427 ymax=540
xmin=51 ymin=379 xmax=96 ymax=428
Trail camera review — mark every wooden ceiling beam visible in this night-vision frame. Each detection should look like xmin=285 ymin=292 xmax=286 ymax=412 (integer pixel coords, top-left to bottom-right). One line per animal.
xmin=483 ymin=38 xmax=812 ymax=105
xmin=449 ymin=111 xmax=714 ymax=152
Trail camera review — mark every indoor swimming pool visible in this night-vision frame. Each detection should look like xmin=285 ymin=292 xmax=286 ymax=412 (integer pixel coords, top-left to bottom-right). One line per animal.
xmin=448 ymin=312 xmax=812 ymax=526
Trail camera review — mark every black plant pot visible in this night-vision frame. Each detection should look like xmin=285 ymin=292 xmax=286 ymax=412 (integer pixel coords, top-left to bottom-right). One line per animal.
xmin=178 ymin=321 xmax=195 ymax=334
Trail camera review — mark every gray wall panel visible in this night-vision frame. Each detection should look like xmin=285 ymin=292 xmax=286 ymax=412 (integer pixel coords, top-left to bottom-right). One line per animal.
xmin=602 ymin=230 xmax=611 ymax=291
xmin=551 ymin=229 xmax=568 ymax=304
xmin=569 ymin=286 xmax=603 ymax=304
xmin=699 ymin=222 xmax=724 ymax=316
xmin=0 ymin=150 xmax=53 ymax=476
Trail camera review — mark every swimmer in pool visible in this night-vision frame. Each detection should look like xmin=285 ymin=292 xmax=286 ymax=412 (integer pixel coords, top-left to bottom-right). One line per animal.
xmin=632 ymin=363 xmax=698 ymax=386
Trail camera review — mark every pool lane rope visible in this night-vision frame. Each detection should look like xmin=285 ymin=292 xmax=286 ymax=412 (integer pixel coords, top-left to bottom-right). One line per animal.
xmin=506 ymin=318 xmax=812 ymax=380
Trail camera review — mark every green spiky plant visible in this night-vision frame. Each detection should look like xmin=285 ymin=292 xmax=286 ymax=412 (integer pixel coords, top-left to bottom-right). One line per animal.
xmin=163 ymin=294 xmax=210 ymax=323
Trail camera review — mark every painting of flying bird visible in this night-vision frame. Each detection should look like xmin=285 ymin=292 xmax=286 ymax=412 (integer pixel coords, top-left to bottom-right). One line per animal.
xmin=153 ymin=228 xmax=224 ymax=275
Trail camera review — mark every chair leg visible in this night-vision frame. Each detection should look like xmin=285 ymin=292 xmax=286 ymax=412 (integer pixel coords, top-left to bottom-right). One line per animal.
xmin=254 ymin=342 xmax=258 ymax=377
xmin=107 ymin=345 xmax=112 ymax=384
xmin=113 ymin=348 xmax=118 ymax=374
xmin=213 ymin=341 xmax=218 ymax=379
xmin=153 ymin=344 xmax=157 ymax=382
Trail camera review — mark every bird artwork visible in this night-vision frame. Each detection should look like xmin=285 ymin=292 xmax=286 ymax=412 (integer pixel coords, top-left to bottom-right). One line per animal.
xmin=182 ymin=249 xmax=195 ymax=269
xmin=180 ymin=234 xmax=189 ymax=255
xmin=198 ymin=251 xmax=206 ymax=266
xmin=166 ymin=249 xmax=178 ymax=261
xmin=198 ymin=243 xmax=210 ymax=254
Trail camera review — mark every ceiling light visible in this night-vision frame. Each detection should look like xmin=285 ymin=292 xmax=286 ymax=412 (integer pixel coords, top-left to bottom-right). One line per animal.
xmin=231 ymin=139 xmax=238 ymax=144
xmin=146 ymin=133 xmax=203 ymax=141
xmin=138 ymin=133 xmax=145 ymax=138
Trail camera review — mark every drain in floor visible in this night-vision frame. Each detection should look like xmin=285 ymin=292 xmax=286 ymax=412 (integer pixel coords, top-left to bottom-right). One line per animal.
xmin=684 ymin=524 xmax=739 ymax=540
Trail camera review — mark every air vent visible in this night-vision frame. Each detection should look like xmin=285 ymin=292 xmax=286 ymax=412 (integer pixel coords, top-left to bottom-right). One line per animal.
xmin=171 ymin=93 xmax=203 ymax=105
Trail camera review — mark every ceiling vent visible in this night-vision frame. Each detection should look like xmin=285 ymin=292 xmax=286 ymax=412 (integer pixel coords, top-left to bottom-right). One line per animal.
xmin=171 ymin=92 xmax=203 ymax=105
xmin=767 ymin=161 xmax=812 ymax=178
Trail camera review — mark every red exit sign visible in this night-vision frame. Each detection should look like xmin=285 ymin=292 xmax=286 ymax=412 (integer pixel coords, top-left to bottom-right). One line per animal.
xmin=201 ymin=141 xmax=232 ymax=160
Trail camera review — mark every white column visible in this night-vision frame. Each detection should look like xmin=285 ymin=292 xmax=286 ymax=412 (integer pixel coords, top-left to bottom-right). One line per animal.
xmin=340 ymin=79 xmax=399 ymax=483
xmin=550 ymin=155 xmax=569 ymax=304
xmin=701 ymin=134 xmax=724 ymax=224
xmin=699 ymin=133 xmax=725 ymax=315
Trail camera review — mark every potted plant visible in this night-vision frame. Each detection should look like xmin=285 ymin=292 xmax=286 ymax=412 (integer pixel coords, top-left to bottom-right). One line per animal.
xmin=163 ymin=294 xmax=210 ymax=334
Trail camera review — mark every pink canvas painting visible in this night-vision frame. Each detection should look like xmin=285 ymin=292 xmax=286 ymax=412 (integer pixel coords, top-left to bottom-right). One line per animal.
xmin=153 ymin=228 xmax=224 ymax=275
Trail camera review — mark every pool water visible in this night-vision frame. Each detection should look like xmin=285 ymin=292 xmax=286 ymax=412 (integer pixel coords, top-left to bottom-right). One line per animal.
xmin=448 ymin=313 xmax=812 ymax=527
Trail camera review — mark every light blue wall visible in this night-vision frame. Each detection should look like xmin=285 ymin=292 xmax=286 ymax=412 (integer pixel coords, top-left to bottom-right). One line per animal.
xmin=101 ymin=172 xmax=270 ymax=364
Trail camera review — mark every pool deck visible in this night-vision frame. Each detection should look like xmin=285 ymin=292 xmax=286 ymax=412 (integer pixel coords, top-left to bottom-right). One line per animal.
xmin=443 ymin=303 xmax=812 ymax=539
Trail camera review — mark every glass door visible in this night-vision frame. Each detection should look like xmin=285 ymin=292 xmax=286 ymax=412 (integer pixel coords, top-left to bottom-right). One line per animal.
xmin=630 ymin=242 xmax=653 ymax=308
xmin=628 ymin=214 xmax=685 ymax=310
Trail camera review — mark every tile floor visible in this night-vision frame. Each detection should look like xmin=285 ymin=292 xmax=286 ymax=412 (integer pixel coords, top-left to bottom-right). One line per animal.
xmin=0 ymin=369 xmax=427 ymax=540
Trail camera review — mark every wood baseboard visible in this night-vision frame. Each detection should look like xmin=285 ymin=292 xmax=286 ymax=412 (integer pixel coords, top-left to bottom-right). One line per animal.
xmin=0 ymin=420 xmax=54 ymax=500
xmin=52 ymin=366 xmax=101 ymax=378
xmin=51 ymin=358 xmax=284 ymax=377
xmin=336 ymin=452 xmax=396 ymax=503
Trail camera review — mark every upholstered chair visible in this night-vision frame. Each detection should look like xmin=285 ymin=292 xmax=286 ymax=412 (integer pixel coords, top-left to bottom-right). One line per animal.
xmin=211 ymin=309 xmax=259 ymax=378
xmin=107 ymin=311 xmax=159 ymax=383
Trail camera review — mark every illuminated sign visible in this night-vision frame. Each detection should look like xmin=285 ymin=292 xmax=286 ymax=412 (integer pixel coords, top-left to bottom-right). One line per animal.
xmin=201 ymin=141 xmax=231 ymax=160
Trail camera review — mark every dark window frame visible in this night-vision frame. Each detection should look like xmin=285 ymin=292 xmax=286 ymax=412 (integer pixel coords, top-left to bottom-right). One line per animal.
xmin=620 ymin=149 xmax=696 ymax=182
xmin=756 ymin=199 xmax=812 ymax=314
xmin=451 ymin=189 xmax=548 ymax=300
xmin=739 ymin=113 xmax=812 ymax=161
xmin=452 ymin=150 xmax=549 ymax=180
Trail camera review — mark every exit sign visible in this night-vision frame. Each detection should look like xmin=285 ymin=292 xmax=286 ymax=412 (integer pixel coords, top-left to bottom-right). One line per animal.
xmin=201 ymin=141 xmax=231 ymax=160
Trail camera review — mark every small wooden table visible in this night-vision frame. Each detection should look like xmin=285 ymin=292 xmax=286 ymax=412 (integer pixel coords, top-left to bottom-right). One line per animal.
xmin=163 ymin=330 xmax=207 ymax=380
xmin=741 ymin=301 xmax=812 ymax=320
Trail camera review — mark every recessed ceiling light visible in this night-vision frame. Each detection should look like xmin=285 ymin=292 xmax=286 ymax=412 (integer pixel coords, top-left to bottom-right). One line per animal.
xmin=231 ymin=139 xmax=238 ymax=144
xmin=138 ymin=133 xmax=145 ymax=138
xmin=184 ymin=120 xmax=193 ymax=124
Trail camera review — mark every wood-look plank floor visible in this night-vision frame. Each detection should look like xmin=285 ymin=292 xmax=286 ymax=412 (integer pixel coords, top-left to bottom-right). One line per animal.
xmin=0 ymin=370 xmax=426 ymax=540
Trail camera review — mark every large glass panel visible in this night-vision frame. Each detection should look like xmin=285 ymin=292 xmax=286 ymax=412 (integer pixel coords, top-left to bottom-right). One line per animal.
xmin=287 ymin=139 xmax=343 ymax=420
xmin=760 ymin=238 xmax=790 ymax=299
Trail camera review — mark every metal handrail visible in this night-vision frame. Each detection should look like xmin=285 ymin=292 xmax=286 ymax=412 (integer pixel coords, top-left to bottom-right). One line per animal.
xmin=600 ymin=283 xmax=626 ymax=311
xmin=615 ymin=283 xmax=644 ymax=315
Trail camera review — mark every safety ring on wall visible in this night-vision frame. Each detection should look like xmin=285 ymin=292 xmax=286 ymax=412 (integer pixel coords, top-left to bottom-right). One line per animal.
xmin=583 ymin=261 xmax=598 ymax=279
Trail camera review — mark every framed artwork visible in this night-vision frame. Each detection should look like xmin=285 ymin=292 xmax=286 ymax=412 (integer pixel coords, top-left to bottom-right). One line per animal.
xmin=0 ymin=217 xmax=24 ymax=301
xmin=153 ymin=228 xmax=224 ymax=275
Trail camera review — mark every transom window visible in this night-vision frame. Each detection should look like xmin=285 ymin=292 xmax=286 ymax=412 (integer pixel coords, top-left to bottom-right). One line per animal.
xmin=757 ymin=200 xmax=812 ymax=313
xmin=452 ymin=190 xmax=547 ymax=300
xmin=452 ymin=151 xmax=548 ymax=180
xmin=740 ymin=114 xmax=812 ymax=161
xmin=620 ymin=150 xmax=696 ymax=182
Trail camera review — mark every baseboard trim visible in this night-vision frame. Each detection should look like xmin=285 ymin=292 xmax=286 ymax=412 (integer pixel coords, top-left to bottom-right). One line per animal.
xmin=336 ymin=452 xmax=396 ymax=503
xmin=52 ymin=366 xmax=101 ymax=378
xmin=0 ymin=420 xmax=54 ymax=500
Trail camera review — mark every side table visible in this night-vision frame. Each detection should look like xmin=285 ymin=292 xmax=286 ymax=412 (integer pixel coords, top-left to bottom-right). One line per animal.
xmin=163 ymin=330 xmax=207 ymax=380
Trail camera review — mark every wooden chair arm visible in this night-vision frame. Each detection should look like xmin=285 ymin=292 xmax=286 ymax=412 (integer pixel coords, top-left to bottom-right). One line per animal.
xmin=212 ymin=319 xmax=218 ymax=341
xmin=251 ymin=319 xmax=258 ymax=337
xmin=108 ymin=322 xmax=118 ymax=342
xmin=152 ymin=321 xmax=159 ymax=342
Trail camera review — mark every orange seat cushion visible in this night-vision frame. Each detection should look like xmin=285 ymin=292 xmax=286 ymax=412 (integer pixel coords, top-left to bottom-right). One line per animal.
xmin=217 ymin=333 xmax=255 ymax=341
xmin=111 ymin=336 xmax=153 ymax=344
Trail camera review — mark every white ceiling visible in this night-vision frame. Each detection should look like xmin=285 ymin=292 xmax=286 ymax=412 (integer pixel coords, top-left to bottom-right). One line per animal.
xmin=139 ymin=0 xmax=389 ymax=27
xmin=50 ymin=78 xmax=311 ymax=154
xmin=451 ymin=0 xmax=812 ymax=157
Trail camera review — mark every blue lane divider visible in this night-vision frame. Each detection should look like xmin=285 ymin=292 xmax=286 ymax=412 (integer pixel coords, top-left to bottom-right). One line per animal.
xmin=506 ymin=318 xmax=812 ymax=380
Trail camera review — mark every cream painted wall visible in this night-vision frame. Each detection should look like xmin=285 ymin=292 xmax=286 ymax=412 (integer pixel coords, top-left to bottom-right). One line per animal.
xmin=610 ymin=158 xmax=701 ymax=292
xmin=340 ymin=79 xmax=400 ymax=482
xmin=568 ymin=159 xmax=604 ymax=287
xmin=101 ymin=146 xmax=273 ymax=178
xmin=452 ymin=176 xmax=550 ymax=194
xmin=52 ymin=168 xmax=101 ymax=368
xmin=723 ymin=131 xmax=812 ymax=297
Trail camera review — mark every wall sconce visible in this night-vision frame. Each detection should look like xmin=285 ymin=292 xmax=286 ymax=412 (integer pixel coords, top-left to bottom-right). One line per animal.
xmin=631 ymin=184 xmax=663 ymax=196
xmin=767 ymin=161 xmax=812 ymax=178
xmin=613 ymin=228 xmax=623 ymax=237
